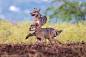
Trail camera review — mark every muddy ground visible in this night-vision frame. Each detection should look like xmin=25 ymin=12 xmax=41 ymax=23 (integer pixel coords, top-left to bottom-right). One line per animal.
xmin=0 ymin=43 xmax=86 ymax=57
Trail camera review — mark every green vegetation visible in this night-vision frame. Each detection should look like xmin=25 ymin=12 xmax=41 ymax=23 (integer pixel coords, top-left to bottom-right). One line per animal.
xmin=44 ymin=0 xmax=86 ymax=24
xmin=0 ymin=19 xmax=86 ymax=44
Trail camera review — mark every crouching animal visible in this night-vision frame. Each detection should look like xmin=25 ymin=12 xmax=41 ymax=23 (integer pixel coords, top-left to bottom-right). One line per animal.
xmin=26 ymin=27 xmax=63 ymax=44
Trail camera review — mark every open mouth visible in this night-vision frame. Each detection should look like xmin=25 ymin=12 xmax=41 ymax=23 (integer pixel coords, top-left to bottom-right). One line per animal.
xmin=31 ymin=14 xmax=35 ymax=16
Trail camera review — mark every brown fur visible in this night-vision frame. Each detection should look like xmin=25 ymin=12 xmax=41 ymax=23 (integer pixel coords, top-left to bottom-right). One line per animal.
xmin=29 ymin=8 xmax=47 ymax=31
xmin=26 ymin=27 xmax=63 ymax=44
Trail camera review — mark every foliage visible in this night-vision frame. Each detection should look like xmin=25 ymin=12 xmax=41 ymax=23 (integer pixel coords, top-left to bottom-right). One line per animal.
xmin=44 ymin=0 xmax=86 ymax=24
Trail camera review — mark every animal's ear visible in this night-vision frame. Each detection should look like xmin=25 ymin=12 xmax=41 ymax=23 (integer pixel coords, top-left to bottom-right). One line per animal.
xmin=34 ymin=8 xmax=37 ymax=10
xmin=37 ymin=10 xmax=40 ymax=13
xmin=36 ymin=9 xmax=40 ymax=13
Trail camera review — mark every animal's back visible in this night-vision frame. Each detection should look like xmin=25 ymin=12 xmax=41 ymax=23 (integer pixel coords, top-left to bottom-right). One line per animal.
xmin=35 ymin=28 xmax=55 ymax=38
xmin=40 ymin=15 xmax=47 ymax=25
xmin=34 ymin=15 xmax=47 ymax=26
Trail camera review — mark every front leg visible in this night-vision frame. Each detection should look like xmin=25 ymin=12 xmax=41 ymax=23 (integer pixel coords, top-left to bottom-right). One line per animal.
xmin=26 ymin=33 xmax=34 ymax=39
xmin=44 ymin=39 xmax=47 ymax=44
xmin=34 ymin=39 xmax=38 ymax=44
xmin=29 ymin=25 xmax=33 ymax=31
xmin=48 ymin=38 xmax=52 ymax=44
xmin=40 ymin=37 xmax=44 ymax=44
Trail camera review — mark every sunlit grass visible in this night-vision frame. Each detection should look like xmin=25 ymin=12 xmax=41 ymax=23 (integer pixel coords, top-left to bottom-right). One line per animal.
xmin=0 ymin=19 xmax=86 ymax=44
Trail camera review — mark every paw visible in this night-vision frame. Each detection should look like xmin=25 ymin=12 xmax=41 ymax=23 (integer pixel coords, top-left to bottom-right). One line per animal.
xmin=26 ymin=37 xmax=28 ymax=39
xmin=59 ymin=42 xmax=61 ymax=44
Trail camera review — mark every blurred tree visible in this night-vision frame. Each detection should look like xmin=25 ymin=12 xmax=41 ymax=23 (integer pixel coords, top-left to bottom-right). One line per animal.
xmin=44 ymin=0 xmax=86 ymax=24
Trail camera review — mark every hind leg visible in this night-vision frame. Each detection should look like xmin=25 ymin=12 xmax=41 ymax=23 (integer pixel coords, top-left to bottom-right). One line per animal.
xmin=52 ymin=37 xmax=57 ymax=44
xmin=49 ymin=36 xmax=61 ymax=44
xmin=48 ymin=37 xmax=56 ymax=44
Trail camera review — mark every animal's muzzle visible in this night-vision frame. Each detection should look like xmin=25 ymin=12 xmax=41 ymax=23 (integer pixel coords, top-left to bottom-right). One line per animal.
xmin=30 ymin=13 xmax=35 ymax=16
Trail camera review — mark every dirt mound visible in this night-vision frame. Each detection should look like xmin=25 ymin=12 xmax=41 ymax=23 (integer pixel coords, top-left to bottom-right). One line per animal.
xmin=0 ymin=43 xmax=86 ymax=57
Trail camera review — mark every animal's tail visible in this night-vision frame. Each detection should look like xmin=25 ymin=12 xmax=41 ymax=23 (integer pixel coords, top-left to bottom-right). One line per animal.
xmin=26 ymin=33 xmax=35 ymax=39
xmin=59 ymin=30 xmax=63 ymax=33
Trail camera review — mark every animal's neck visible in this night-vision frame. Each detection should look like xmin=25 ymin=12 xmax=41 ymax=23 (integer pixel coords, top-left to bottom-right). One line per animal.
xmin=38 ymin=13 xmax=41 ymax=17
xmin=34 ymin=13 xmax=41 ymax=18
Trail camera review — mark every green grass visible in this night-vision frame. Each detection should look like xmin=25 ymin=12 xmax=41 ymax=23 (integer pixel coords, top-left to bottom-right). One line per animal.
xmin=0 ymin=19 xmax=86 ymax=44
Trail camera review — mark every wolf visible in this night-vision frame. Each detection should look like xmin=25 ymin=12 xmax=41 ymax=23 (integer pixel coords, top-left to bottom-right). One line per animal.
xmin=26 ymin=25 xmax=63 ymax=44
xmin=29 ymin=8 xmax=47 ymax=31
